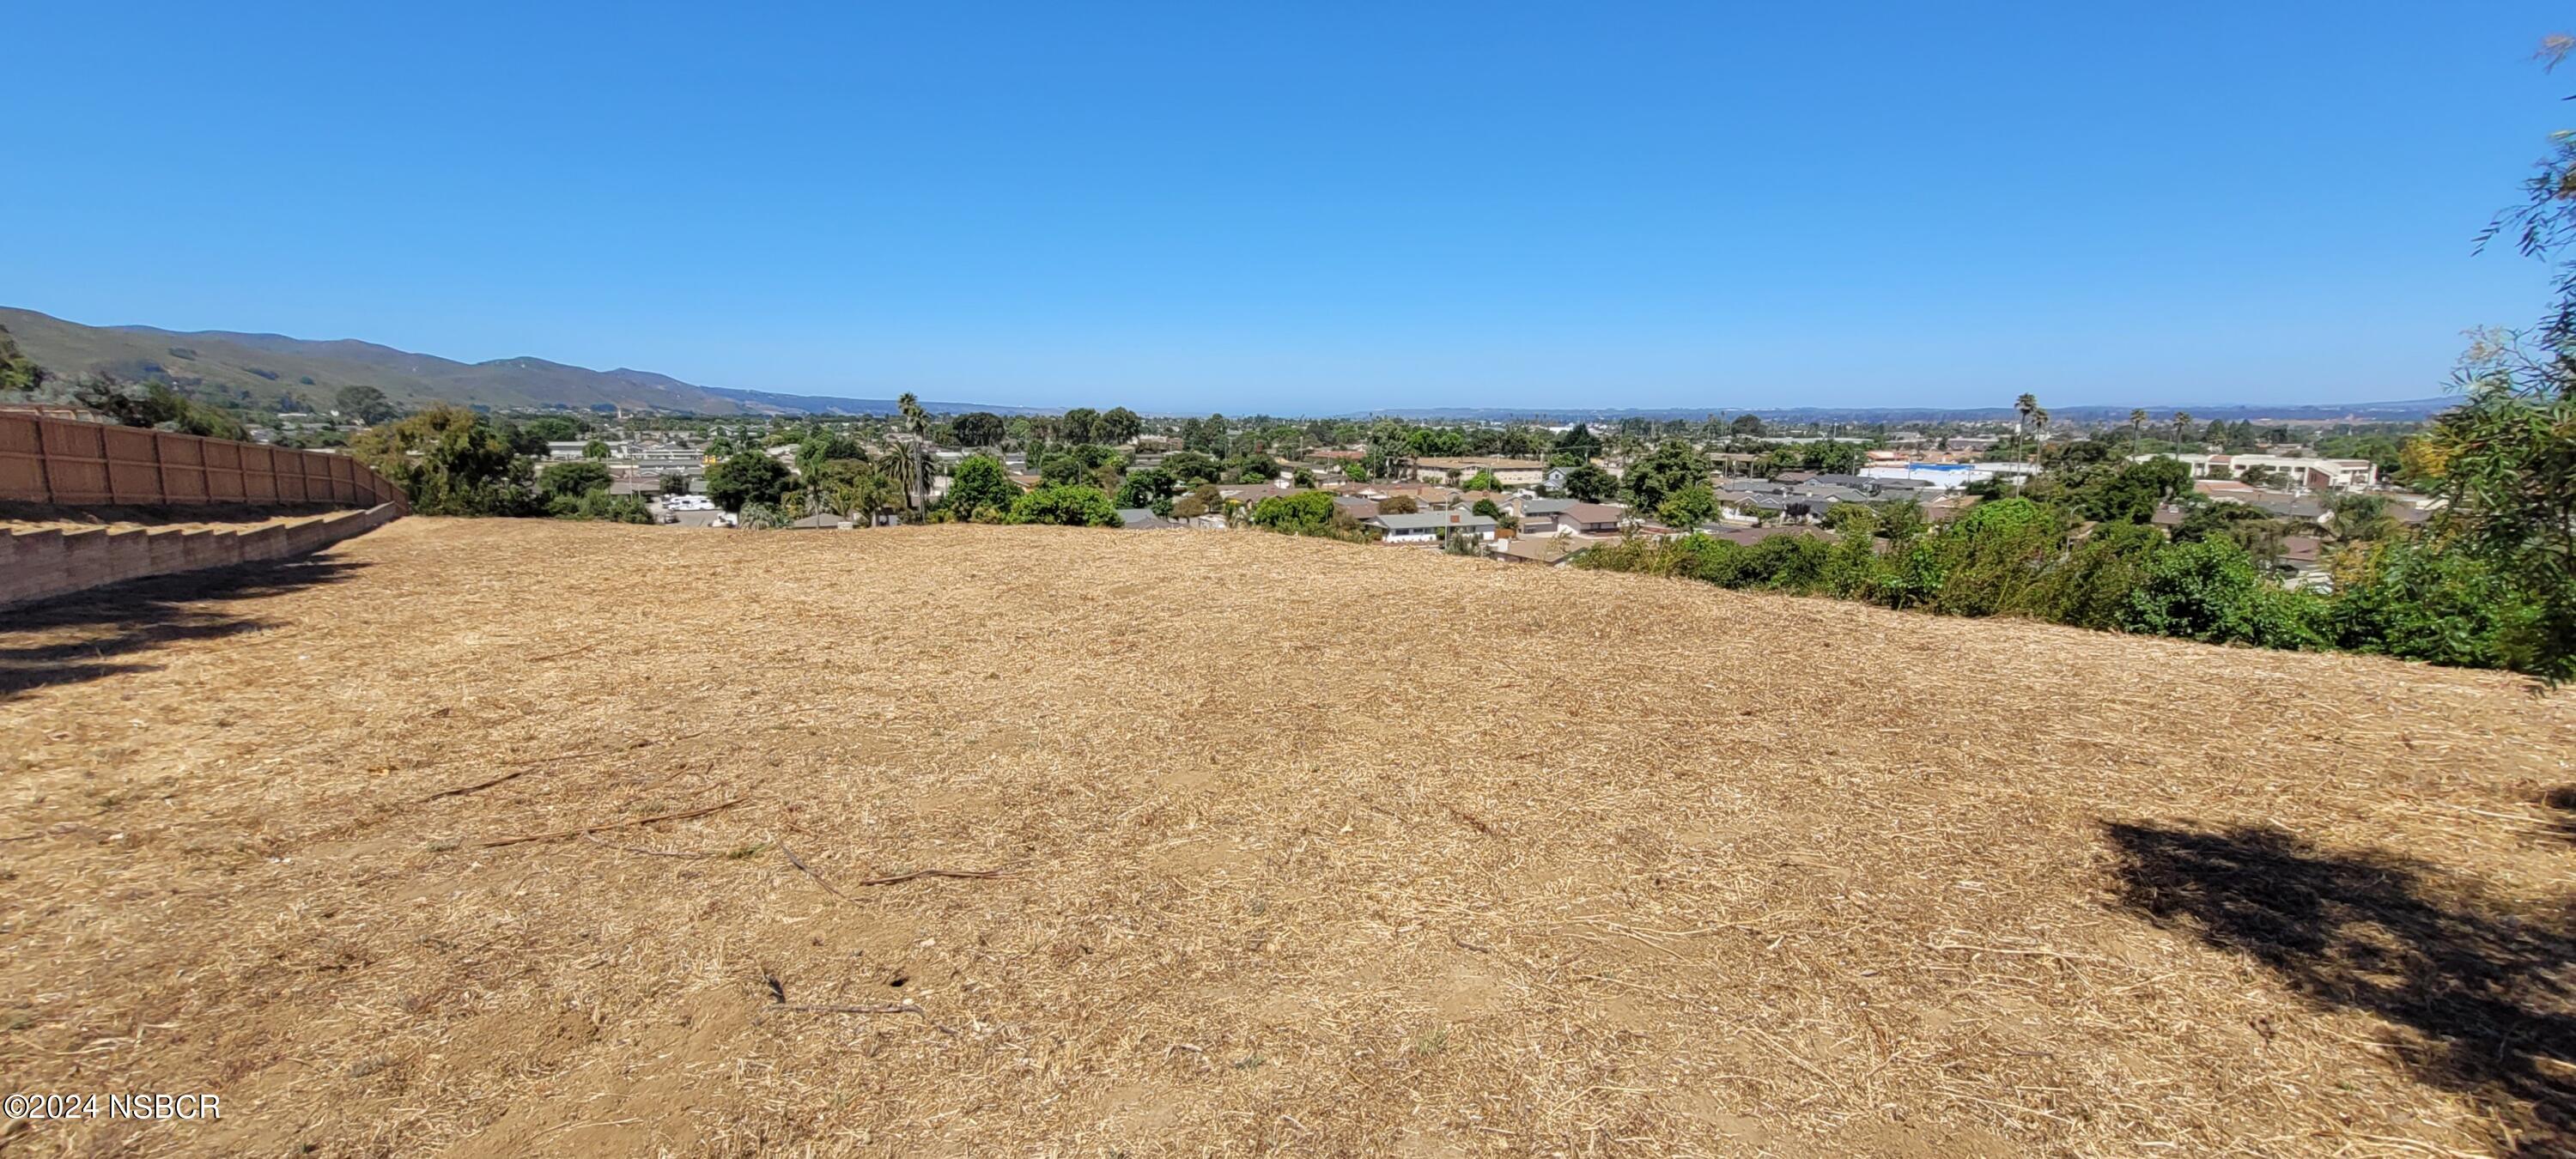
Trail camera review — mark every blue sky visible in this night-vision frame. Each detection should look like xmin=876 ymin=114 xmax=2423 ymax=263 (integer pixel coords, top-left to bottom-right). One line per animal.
xmin=6 ymin=3 xmax=2569 ymax=412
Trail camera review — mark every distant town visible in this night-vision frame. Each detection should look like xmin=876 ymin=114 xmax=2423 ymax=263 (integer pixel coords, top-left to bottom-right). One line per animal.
xmin=221 ymin=390 xmax=2415 ymax=590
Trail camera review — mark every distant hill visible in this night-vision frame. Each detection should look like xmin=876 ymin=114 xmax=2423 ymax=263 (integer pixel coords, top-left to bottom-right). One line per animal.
xmin=0 ymin=306 xmax=1042 ymax=417
xmin=2 ymin=306 xmax=2452 ymax=423
xmin=700 ymin=385 xmax=1055 ymax=416
xmin=0 ymin=306 xmax=758 ymax=414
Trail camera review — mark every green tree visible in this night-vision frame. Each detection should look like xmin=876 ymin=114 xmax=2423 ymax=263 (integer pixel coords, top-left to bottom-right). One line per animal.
xmin=946 ymin=454 xmax=1022 ymax=515
xmin=706 ymin=451 xmax=794 ymax=513
xmin=950 ymin=411 xmax=1006 ymax=446
xmin=1552 ymin=422 xmax=1603 ymax=462
xmin=2032 ymin=522 xmax=2162 ymax=630
xmin=1060 ymin=407 xmax=1100 ymax=443
xmin=1162 ymin=451 xmax=1221 ymax=484
xmin=0 ymin=326 xmax=47 ymax=392
xmin=794 ymin=428 xmax=867 ymax=477
xmin=1096 ymin=406 xmax=1143 ymax=445
xmin=1800 ymin=440 xmax=1865 ymax=475
xmin=1558 ymin=464 xmax=1617 ymax=503
xmin=1008 ymin=484 xmax=1120 ymax=526
xmin=74 ymin=377 xmax=250 ymax=440
xmin=349 ymin=404 xmax=534 ymax=516
xmin=2083 ymin=456 xmax=2192 ymax=524
xmin=2120 ymin=537 xmax=2323 ymax=649
xmin=2329 ymin=539 xmax=2531 ymax=669
xmin=1656 ymin=483 xmax=1720 ymax=526
xmin=1114 ymin=466 xmax=1179 ymax=511
xmin=2324 ymin=493 xmax=2400 ymax=543
xmin=335 ymin=385 xmax=399 ymax=424
xmin=2416 ymin=333 xmax=2576 ymax=680
xmin=1246 ymin=489 xmax=1342 ymax=536
xmin=522 ymin=416 xmax=583 ymax=442
xmin=1923 ymin=498 xmax=2066 ymax=618
xmin=1461 ymin=470 xmax=1500 ymax=492
xmin=581 ymin=439 xmax=610 ymax=459
xmin=538 ymin=459 xmax=613 ymax=501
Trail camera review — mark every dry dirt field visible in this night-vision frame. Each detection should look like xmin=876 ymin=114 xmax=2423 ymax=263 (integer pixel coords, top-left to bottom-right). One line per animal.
xmin=4 ymin=517 xmax=2575 ymax=1157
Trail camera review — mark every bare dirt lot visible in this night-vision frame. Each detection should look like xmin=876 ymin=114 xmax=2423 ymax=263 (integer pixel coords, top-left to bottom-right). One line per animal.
xmin=4 ymin=518 xmax=2574 ymax=1156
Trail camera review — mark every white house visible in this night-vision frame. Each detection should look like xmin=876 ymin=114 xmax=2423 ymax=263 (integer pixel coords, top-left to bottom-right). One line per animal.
xmin=2137 ymin=453 xmax=2377 ymax=492
xmin=1369 ymin=510 xmax=1498 ymax=545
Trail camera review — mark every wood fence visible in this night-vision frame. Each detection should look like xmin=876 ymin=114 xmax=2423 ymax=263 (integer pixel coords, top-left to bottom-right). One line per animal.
xmin=0 ymin=412 xmax=406 ymax=511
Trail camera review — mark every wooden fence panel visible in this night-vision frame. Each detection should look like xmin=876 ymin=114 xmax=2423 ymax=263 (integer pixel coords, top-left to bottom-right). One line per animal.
xmin=0 ymin=413 xmax=406 ymax=513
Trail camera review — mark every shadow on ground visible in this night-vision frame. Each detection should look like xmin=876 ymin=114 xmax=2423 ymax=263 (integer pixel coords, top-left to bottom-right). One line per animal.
xmin=0 ymin=558 xmax=367 ymax=700
xmin=2105 ymin=822 xmax=2576 ymax=1154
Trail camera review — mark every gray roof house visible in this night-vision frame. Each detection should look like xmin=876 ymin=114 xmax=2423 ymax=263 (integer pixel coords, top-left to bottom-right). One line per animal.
xmin=1369 ymin=511 xmax=1498 ymax=542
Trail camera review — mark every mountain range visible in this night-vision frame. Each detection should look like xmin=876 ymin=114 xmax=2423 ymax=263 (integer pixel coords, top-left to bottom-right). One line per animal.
xmin=3 ymin=305 xmax=2454 ymax=423
xmin=0 ymin=306 xmax=1039 ymax=416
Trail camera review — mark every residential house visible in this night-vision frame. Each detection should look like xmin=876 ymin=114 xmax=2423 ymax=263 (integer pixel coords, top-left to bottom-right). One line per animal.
xmin=2138 ymin=453 xmax=2377 ymax=492
xmin=1411 ymin=457 xmax=1551 ymax=487
xmin=1493 ymin=535 xmax=1587 ymax=566
xmin=1115 ymin=508 xmax=1179 ymax=530
xmin=1369 ymin=510 xmax=1498 ymax=545
xmin=1519 ymin=500 xmax=1625 ymax=537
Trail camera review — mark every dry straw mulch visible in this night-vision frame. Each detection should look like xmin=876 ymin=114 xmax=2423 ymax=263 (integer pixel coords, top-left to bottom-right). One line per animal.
xmin=3 ymin=518 xmax=2573 ymax=1156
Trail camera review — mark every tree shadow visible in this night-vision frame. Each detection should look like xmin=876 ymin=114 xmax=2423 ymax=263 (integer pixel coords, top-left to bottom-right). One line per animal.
xmin=0 ymin=558 xmax=368 ymax=700
xmin=2104 ymin=822 xmax=2576 ymax=1154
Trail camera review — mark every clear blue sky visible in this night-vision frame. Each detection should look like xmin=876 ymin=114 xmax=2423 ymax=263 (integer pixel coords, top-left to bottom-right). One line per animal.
xmin=6 ymin=3 xmax=2569 ymax=413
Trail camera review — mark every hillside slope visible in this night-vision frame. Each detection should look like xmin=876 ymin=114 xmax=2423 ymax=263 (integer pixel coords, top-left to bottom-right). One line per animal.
xmin=2 ymin=522 xmax=2571 ymax=1156
xmin=0 ymin=306 xmax=756 ymax=413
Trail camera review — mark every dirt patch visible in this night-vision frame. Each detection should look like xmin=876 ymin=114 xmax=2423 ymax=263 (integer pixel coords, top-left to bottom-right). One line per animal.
xmin=2 ymin=518 xmax=2572 ymax=1155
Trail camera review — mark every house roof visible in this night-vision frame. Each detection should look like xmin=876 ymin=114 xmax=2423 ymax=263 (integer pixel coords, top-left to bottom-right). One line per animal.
xmin=1115 ymin=508 xmax=1178 ymax=529
xmin=1560 ymin=501 xmax=1626 ymax=525
xmin=1413 ymin=457 xmax=1549 ymax=472
xmin=1372 ymin=512 xmax=1497 ymax=531
xmin=1496 ymin=537 xmax=1585 ymax=564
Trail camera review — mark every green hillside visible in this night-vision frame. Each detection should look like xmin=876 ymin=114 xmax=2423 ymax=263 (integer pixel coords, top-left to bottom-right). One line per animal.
xmin=0 ymin=306 xmax=756 ymax=414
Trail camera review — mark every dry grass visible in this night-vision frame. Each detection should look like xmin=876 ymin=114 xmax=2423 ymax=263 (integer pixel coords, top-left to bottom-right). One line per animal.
xmin=3 ymin=517 xmax=2574 ymax=1157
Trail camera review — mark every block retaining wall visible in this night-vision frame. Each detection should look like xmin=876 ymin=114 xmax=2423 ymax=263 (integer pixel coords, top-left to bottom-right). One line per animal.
xmin=3 ymin=502 xmax=402 ymax=611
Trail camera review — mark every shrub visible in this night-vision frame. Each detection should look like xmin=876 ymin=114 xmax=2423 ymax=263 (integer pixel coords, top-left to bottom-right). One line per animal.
xmin=2120 ymin=537 xmax=2324 ymax=649
xmin=1008 ymin=485 xmax=1121 ymax=527
xmin=2327 ymin=539 xmax=2531 ymax=668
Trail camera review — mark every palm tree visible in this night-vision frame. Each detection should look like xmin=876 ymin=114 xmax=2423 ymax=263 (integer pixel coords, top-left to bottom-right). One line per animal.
xmin=2129 ymin=408 xmax=2148 ymax=456
xmin=891 ymin=392 xmax=933 ymax=516
xmin=2014 ymin=393 xmax=2038 ymax=446
xmin=2172 ymin=410 xmax=2194 ymax=447
xmin=842 ymin=466 xmax=903 ymax=526
xmin=2030 ymin=407 xmax=2050 ymax=461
